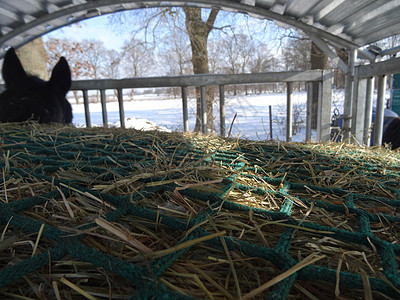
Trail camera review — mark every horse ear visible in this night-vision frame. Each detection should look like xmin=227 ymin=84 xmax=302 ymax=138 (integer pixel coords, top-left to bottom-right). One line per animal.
xmin=2 ymin=47 xmax=27 ymax=87
xmin=49 ymin=57 xmax=71 ymax=95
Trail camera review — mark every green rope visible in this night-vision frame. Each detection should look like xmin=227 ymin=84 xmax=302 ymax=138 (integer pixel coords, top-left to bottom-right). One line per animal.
xmin=1 ymin=126 xmax=400 ymax=298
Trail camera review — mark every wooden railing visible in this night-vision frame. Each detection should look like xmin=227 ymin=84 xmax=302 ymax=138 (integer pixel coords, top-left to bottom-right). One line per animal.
xmin=349 ymin=56 xmax=400 ymax=147
xmin=70 ymin=70 xmax=333 ymax=142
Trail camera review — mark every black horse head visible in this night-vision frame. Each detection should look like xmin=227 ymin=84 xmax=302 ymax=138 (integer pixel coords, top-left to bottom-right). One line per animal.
xmin=0 ymin=47 xmax=72 ymax=123
xmin=382 ymin=117 xmax=400 ymax=150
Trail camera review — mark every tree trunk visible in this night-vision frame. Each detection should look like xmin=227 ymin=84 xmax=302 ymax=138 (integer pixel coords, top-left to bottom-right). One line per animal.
xmin=15 ymin=38 xmax=49 ymax=80
xmin=183 ymin=7 xmax=219 ymax=132
xmin=310 ymin=41 xmax=328 ymax=129
xmin=73 ymin=91 xmax=80 ymax=104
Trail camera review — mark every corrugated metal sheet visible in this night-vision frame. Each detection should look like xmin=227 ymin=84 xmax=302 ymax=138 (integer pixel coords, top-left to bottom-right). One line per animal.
xmin=0 ymin=0 xmax=399 ymax=58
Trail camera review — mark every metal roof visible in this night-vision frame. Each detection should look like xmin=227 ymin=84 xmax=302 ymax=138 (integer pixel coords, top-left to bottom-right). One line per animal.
xmin=0 ymin=0 xmax=400 ymax=58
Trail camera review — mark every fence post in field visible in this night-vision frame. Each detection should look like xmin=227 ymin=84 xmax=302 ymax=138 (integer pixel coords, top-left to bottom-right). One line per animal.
xmin=181 ymin=86 xmax=189 ymax=132
xmin=363 ymin=77 xmax=374 ymax=146
xmin=318 ymin=70 xmax=333 ymax=142
xmin=269 ymin=105 xmax=273 ymax=140
xmin=306 ymin=82 xmax=312 ymax=141
xmin=200 ymin=86 xmax=207 ymax=134
xmin=286 ymin=82 xmax=293 ymax=142
xmin=100 ymin=89 xmax=108 ymax=127
xmin=219 ymin=85 xmax=226 ymax=137
xmin=117 ymin=88 xmax=125 ymax=128
xmin=82 ymin=89 xmax=91 ymax=128
xmin=373 ymin=75 xmax=387 ymax=147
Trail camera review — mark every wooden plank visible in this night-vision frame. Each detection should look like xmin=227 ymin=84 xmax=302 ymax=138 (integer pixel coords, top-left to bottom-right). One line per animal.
xmin=286 ymin=82 xmax=293 ymax=142
xmin=351 ymin=68 xmax=367 ymax=144
xmin=82 ymin=89 xmax=91 ymax=128
xmin=181 ymin=87 xmax=189 ymax=132
xmin=373 ymin=75 xmax=387 ymax=147
xmin=200 ymin=86 xmax=207 ymax=134
xmin=363 ymin=77 xmax=374 ymax=146
xmin=100 ymin=89 xmax=107 ymax=127
xmin=71 ymin=71 xmax=325 ymax=91
xmin=306 ymin=82 xmax=313 ymax=141
xmin=117 ymin=88 xmax=125 ymax=128
xmin=219 ymin=85 xmax=226 ymax=137
xmin=317 ymin=70 xmax=333 ymax=142
xmin=342 ymin=49 xmax=357 ymax=142
xmin=358 ymin=57 xmax=400 ymax=78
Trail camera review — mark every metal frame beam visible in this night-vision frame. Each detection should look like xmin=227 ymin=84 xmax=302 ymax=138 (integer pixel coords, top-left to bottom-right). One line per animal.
xmin=71 ymin=70 xmax=325 ymax=90
xmin=351 ymin=67 xmax=367 ymax=144
xmin=0 ymin=0 xmax=359 ymax=58
xmin=342 ymin=49 xmax=357 ymax=142
xmin=357 ymin=57 xmax=400 ymax=78
xmin=317 ymin=70 xmax=333 ymax=142
xmin=308 ymin=33 xmax=348 ymax=73
xmin=70 ymin=70 xmax=331 ymax=141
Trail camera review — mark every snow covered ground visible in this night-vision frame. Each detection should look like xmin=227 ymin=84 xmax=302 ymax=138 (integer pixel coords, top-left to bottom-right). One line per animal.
xmin=70 ymin=91 xmax=346 ymax=142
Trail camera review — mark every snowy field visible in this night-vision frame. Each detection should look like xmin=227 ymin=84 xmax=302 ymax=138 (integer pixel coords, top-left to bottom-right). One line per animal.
xmin=70 ymin=91 xmax=348 ymax=142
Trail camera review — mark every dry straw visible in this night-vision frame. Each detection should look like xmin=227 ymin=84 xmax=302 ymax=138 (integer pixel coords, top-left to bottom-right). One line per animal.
xmin=0 ymin=122 xmax=399 ymax=299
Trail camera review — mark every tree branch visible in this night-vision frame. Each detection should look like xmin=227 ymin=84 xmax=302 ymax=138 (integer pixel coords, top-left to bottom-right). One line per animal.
xmin=206 ymin=8 xmax=220 ymax=34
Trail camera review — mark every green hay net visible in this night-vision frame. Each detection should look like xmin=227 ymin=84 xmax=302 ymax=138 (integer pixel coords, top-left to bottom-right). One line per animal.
xmin=0 ymin=124 xmax=400 ymax=299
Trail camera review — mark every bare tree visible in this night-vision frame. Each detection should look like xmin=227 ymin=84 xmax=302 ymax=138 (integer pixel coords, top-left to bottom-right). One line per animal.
xmin=281 ymin=37 xmax=311 ymax=71
xmin=215 ymin=33 xmax=257 ymax=95
xmin=103 ymin=49 xmax=122 ymax=99
xmin=109 ymin=7 xmax=220 ymax=132
xmin=121 ymin=38 xmax=154 ymax=77
xmin=220 ymin=35 xmax=240 ymax=75
xmin=373 ymin=34 xmax=400 ymax=89
xmin=236 ymin=34 xmax=256 ymax=74
xmin=282 ymin=34 xmax=330 ymax=128
xmin=103 ymin=49 xmax=121 ymax=79
xmin=120 ymin=37 xmax=154 ymax=98
xmin=374 ymin=34 xmax=400 ymax=50
xmin=46 ymin=37 xmax=109 ymax=103
xmin=236 ymin=34 xmax=257 ymax=95
xmin=250 ymin=44 xmax=278 ymax=93
xmin=78 ymin=39 xmax=107 ymax=79
xmin=310 ymin=41 xmax=328 ymax=128
xmin=46 ymin=37 xmax=107 ymax=80
xmin=208 ymin=38 xmax=225 ymax=74
xmin=160 ymin=28 xmax=192 ymax=75
xmin=182 ymin=8 xmax=220 ymax=132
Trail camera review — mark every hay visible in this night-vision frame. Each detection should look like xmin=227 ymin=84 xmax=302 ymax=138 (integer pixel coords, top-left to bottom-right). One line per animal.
xmin=0 ymin=122 xmax=400 ymax=299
